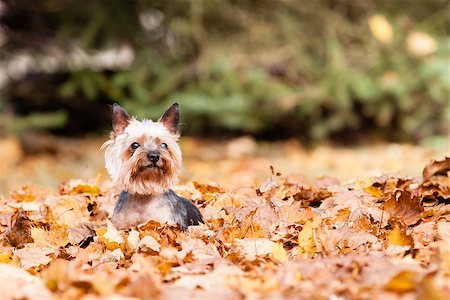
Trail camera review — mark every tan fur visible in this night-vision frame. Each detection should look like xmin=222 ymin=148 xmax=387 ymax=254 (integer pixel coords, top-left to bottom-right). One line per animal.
xmin=101 ymin=117 xmax=182 ymax=196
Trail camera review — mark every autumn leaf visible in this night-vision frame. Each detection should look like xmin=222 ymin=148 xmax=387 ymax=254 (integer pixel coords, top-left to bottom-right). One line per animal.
xmin=5 ymin=208 xmax=34 ymax=248
xmin=96 ymin=220 xmax=125 ymax=251
xmin=31 ymin=224 xmax=69 ymax=248
xmin=61 ymin=176 xmax=102 ymax=196
xmin=423 ymin=157 xmax=450 ymax=181
xmin=387 ymin=224 xmax=413 ymax=247
xmin=14 ymin=245 xmax=57 ymax=270
xmin=0 ymin=253 xmax=13 ymax=263
xmin=381 ymin=190 xmax=423 ymax=226
xmin=0 ymin=147 xmax=449 ymax=299
xmin=9 ymin=185 xmax=42 ymax=202
xmin=297 ymin=218 xmax=321 ymax=258
xmin=364 ymin=185 xmax=383 ymax=198
xmin=385 ymin=271 xmax=417 ymax=292
xmin=271 ymin=242 xmax=287 ymax=263
xmin=139 ymin=235 xmax=161 ymax=253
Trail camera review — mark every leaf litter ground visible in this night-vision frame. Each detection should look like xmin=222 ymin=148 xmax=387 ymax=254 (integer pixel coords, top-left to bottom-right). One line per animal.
xmin=0 ymin=137 xmax=449 ymax=299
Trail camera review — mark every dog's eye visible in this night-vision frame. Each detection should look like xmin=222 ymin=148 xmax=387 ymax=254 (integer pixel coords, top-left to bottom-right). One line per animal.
xmin=160 ymin=143 xmax=168 ymax=149
xmin=131 ymin=142 xmax=140 ymax=150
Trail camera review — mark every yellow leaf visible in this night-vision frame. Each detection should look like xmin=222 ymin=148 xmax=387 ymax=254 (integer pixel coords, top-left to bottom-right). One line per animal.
xmin=298 ymin=218 xmax=320 ymax=258
xmin=0 ymin=253 xmax=13 ymax=263
xmin=368 ymin=14 xmax=393 ymax=44
xmin=387 ymin=225 xmax=413 ymax=247
xmin=31 ymin=225 xmax=69 ymax=248
xmin=69 ymin=184 xmax=100 ymax=196
xmin=385 ymin=271 xmax=416 ymax=292
xmin=271 ymin=242 xmax=287 ymax=263
xmin=364 ymin=186 xmax=382 ymax=198
xmin=96 ymin=220 xmax=125 ymax=251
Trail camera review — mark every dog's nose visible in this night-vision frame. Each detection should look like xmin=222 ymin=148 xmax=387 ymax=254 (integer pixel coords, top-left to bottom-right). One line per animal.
xmin=147 ymin=151 xmax=160 ymax=163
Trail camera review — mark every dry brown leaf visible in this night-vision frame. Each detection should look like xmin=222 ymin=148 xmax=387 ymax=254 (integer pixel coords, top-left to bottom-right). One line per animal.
xmin=382 ymin=190 xmax=423 ymax=226
xmin=4 ymin=208 xmax=34 ymax=248
xmin=423 ymin=157 xmax=450 ymax=181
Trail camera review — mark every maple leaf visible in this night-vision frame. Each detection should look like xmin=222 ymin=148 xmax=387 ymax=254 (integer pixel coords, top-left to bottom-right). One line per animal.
xmin=46 ymin=196 xmax=90 ymax=227
xmin=31 ymin=224 xmax=69 ymax=248
xmin=14 ymin=245 xmax=57 ymax=270
xmin=96 ymin=220 xmax=125 ymax=251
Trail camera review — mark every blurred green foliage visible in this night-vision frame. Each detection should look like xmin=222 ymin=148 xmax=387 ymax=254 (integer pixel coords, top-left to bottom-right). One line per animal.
xmin=1 ymin=0 xmax=449 ymax=142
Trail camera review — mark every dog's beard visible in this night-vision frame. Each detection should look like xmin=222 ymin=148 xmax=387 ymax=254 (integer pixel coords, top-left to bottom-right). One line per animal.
xmin=118 ymin=154 xmax=180 ymax=195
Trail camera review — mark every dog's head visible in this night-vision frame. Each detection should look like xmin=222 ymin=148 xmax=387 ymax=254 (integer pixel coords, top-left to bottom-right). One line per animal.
xmin=102 ymin=103 xmax=182 ymax=195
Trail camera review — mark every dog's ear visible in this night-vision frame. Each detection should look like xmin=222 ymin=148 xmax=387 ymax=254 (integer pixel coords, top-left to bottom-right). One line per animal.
xmin=111 ymin=103 xmax=131 ymax=135
xmin=159 ymin=103 xmax=179 ymax=134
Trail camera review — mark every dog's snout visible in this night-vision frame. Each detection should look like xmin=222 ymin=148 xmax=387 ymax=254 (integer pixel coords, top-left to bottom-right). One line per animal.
xmin=147 ymin=151 xmax=160 ymax=163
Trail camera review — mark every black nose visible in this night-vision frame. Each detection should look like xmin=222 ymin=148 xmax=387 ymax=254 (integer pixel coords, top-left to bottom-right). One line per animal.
xmin=147 ymin=151 xmax=160 ymax=163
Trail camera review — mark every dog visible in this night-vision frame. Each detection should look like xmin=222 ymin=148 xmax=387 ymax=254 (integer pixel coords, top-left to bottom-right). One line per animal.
xmin=101 ymin=103 xmax=203 ymax=230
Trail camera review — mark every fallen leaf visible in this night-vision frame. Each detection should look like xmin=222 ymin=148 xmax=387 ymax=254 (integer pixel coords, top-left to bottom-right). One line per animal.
xmin=387 ymin=224 xmax=413 ymax=247
xmin=297 ymin=218 xmax=320 ymax=258
xmin=14 ymin=245 xmax=56 ymax=270
xmin=385 ymin=271 xmax=417 ymax=292
xmin=271 ymin=242 xmax=287 ymax=263
xmin=4 ymin=208 xmax=34 ymax=248
xmin=96 ymin=220 xmax=125 ymax=251
xmin=139 ymin=235 xmax=161 ymax=253
xmin=423 ymin=157 xmax=450 ymax=181
xmin=364 ymin=185 xmax=383 ymax=198
xmin=233 ymin=238 xmax=279 ymax=261
xmin=31 ymin=224 xmax=69 ymax=248
xmin=382 ymin=190 xmax=423 ymax=226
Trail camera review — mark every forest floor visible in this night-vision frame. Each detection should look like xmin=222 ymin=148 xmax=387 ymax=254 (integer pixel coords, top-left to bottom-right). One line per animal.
xmin=0 ymin=135 xmax=448 ymax=299
xmin=0 ymin=135 xmax=447 ymax=194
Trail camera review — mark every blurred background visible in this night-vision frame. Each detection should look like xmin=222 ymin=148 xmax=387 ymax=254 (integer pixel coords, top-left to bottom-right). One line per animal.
xmin=0 ymin=0 xmax=449 ymax=193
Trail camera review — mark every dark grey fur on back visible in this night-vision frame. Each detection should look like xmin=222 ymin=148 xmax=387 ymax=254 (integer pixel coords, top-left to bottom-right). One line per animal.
xmin=112 ymin=189 xmax=203 ymax=230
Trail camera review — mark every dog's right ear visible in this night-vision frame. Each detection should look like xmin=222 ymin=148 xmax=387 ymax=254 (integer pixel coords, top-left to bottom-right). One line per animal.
xmin=111 ymin=103 xmax=131 ymax=135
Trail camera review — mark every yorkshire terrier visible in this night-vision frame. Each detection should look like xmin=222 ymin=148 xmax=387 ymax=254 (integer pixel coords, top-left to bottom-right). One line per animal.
xmin=102 ymin=103 xmax=203 ymax=230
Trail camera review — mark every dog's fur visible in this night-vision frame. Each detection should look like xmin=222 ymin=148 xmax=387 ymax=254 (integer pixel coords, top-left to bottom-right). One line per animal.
xmin=101 ymin=103 xmax=203 ymax=229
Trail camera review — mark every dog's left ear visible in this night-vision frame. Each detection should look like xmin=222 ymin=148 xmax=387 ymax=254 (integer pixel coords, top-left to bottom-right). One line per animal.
xmin=159 ymin=103 xmax=179 ymax=134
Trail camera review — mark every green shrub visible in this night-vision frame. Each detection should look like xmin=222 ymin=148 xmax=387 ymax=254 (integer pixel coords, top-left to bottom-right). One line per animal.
xmin=1 ymin=0 xmax=448 ymax=142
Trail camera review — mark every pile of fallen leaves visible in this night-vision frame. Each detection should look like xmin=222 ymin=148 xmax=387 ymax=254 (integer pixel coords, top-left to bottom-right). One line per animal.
xmin=0 ymin=157 xmax=449 ymax=299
